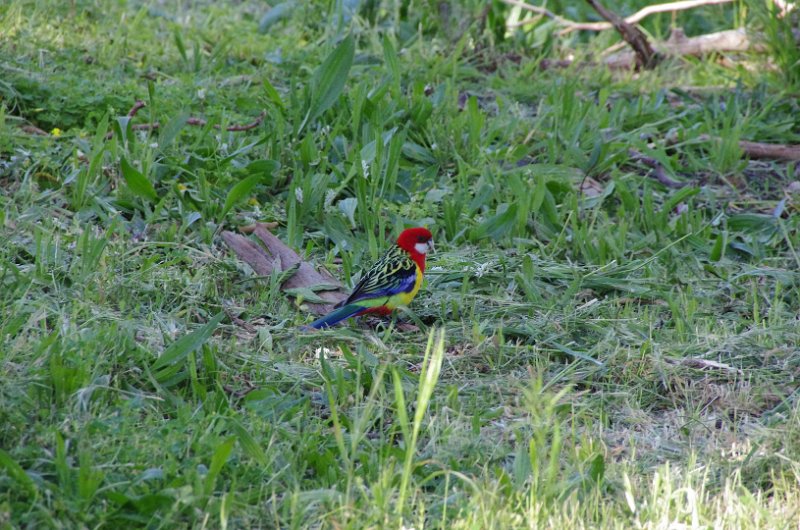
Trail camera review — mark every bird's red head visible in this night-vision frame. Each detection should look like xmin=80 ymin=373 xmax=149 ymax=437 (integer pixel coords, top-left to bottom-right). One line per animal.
xmin=396 ymin=227 xmax=434 ymax=272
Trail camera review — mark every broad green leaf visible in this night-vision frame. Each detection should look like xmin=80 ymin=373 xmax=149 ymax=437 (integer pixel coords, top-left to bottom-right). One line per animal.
xmin=283 ymin=287 xmax=331 ymax=304
xmin=710 ymin=231 xmax=726 ymax=262
xmin=258 ymin=1 xmax=295 ymax=33
xmin=262 ymin=78 xmax=284 ymax=109
xmin=120 ymin=157 xmax=158 ymax=202
xmin=470 ymin=203 xmax=518 ymax=241
xmin=303 ymin=34 xmax=355 ymax=129
xmin=229 ymin=420 xmax=267 ymax=465
xmin=547 ymin=341 xmax=604 ymax=366
xmin=402 ymin=141 xmax=435 ymax=164
xmin=661 ymin=186 xmax=699 ymax=218
xmin=245 ymin=159 xmax=280 ymax=176
xmin=221 ymin=174 xmax=262 ymax=220
xmin=158 ymin=110 xmax=190 ymax=151
xmin=589 ymin=454 xmax=605 ymax=483
xmin=204 ymin=437 xmax=236 ymax=495
xmin=152 ymin=312 xmax=224 ymax=372
xmin=338 ymin=197 xmax=358 ymax=228
xmin=382 ymin=34 xmax=400 ymax=92
xmin=0 ymin=449 xmax=36 ymax=494
xmin=728 ymin=213 xmax=778 ymax=243
xmin=173 ymin=29 xmax=188 ymax=62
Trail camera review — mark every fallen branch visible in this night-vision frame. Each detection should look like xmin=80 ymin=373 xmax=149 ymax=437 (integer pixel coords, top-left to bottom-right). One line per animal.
xmin=538 ymin=28 xmax=756 ymax=70
xmin=105 ymin=100 xmax=266 ymax=138
xmin=604 ymin=27 xmax=753 ymax=69
xmin=508 ymin=0 xmax=767 ymax=32
xmin=737 ymin=140 xmax=800 ymax=160
xmin=20 ymin=125 xmax=49 ymax=136
xmin=586 ymin=0 xmax=662 ymax=68
xmin=677 ymin=134 xmax=800 ymax=160
xmin=222 ymin=223 xmax=347 ymax=315
xmin=499 ymin=0 xmax=575 ymax=27
xmin=566 ymin=0 xmax=734 ymax=33
xmin=127 ymin=100 xmax=146 ymax=117
xmin=628 ymin=150 xmax=688 ymax=188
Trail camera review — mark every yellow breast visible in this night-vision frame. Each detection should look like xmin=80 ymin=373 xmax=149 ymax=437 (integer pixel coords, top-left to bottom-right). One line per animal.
xmin=388 ymin=264 xmax=423 ymax=308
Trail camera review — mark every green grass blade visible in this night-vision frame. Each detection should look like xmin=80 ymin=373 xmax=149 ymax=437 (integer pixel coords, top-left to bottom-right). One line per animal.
xmin=302 ymin=34 xmax=354 ymax=131
xmin=0 ymin=449 xmax=36 ymax=495
xmin=152 ymin=312 xmax=225 ymax=373
xmin=204 ymin=437 xmax=236 ymax=496
xmin=120 ymin=156 xmax=158 ymax=203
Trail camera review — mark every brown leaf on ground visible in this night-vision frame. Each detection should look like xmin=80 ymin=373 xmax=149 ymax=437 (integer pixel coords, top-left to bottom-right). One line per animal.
xmin=222 ymin=223 xmax=347 ymax=315
xmin=579 ymin=176 xmax=604 ymax=197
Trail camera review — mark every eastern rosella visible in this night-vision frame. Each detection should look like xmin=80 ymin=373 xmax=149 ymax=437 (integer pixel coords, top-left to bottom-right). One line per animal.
xmin=309 ymin=227 xmax=434 ymax=329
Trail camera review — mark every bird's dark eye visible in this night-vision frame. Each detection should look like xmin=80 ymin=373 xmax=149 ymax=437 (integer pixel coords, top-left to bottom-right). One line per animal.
xmin=417 ymin=236 xmax=427 ymax=242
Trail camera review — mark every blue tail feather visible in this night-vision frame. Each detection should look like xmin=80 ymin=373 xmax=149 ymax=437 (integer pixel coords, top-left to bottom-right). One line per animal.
xmin=309 ymin=304 xmax=367 ymax=329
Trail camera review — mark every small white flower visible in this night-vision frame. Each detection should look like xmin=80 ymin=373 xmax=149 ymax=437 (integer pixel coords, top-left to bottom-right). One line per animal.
xmin=324 ymin=189 xmax=336 ymax=210
xmin=474 ymin=262 xmax=490 ymax=278
xmin=197 ymin=88 xmax=206 ymax=100
xmin=314 ymin=347 xmax=333 ymax=359
xmin=361 ymin=159 xmax=369 ymax=179
xmin=295 ymin=187 xmax=304 ymax=204
xmin=148 ymin=142 xmax=158 ymax=149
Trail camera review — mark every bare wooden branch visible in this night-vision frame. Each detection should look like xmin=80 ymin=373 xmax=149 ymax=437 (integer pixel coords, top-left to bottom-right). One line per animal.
xmin=628 ymin=150 xmax=688 ymax=188
xmin=128 ymin=100 xmax=146 ymax=117
xmin=499 ymin=0 xmax=573 ymax=26
xmin=20 ymin=125 xmax=49 ymax=136
xmin=225 ymin=111 xmax=267 ymax=132
xmin=508 ymin=0 xmax=737 ymax=31
xmin=603 ymin=28 xmax=754 ymax=68
xmin=566 ymin=0 xmax=734 ymax=33
xmin=737 ymin=140 xmax=800 ymax=161
xmin=539 ymin=28 xmax=756 ymax=70
xmin=107 ymin=100 xmax=266 ymax=138
xmin=586 ymin=0 xmax=662 ymax=68
xmin=222 ymin=224 xmax=347 ymax=315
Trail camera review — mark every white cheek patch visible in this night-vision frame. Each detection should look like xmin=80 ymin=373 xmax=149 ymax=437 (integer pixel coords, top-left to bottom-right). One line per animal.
xmin=414 ymin=242 xmax=429 ymax=254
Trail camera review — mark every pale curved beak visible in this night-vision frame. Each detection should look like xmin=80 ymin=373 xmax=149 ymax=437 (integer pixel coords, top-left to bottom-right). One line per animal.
xmin=414 ymin=240 xmax=435 ymax=255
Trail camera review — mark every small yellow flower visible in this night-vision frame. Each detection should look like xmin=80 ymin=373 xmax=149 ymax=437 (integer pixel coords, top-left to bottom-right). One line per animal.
xmin=248 ymin=197 xmax=259 ymax=206
xmin=177 ymin=183 xmax=188 ymax=192
xmin=50 ymin=128 xmax=62 ymax=137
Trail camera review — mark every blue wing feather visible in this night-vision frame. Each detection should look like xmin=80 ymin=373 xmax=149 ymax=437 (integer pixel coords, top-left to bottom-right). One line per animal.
xmin=312 ymin=244 xmax=419 ymax=328
xmin=345 ymin=271 xmax=417 ymax=304
xmin=338 ymin=245 xmax=418 ymax=306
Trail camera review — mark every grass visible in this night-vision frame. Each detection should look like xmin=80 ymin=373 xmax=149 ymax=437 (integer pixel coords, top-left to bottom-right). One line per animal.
xmin=2 ymin=0 xmax=800 ymax=527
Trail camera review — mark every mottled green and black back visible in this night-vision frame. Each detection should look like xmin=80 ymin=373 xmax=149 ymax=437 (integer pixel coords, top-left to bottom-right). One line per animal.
xmin=338 ymin=245 xmax=418 ymax=307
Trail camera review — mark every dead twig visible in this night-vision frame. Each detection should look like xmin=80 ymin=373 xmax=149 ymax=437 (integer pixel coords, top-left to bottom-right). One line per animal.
xmin=683 ymin=134 xmax=800 ymax=161
xmin=222 ymin=223 xmax=347 ymax=315
xmin=604 ymin=28 xmax=753 ymax=69
xmin=586 ymin=0 xmax=662 ymax=68
xmin=736 ymin=139 xmax=800 ymax=161
xmin=509 ymin=0 xmax=763 ymax=32
xmin=499 ymin=0 xmax=575 ymax=26
xmin=106 ymin=101 xmax=266 ymax=138
xmin=628 ymin=150 xmax=687 ymax=188
xmin=566 ymin=0 xmax=734 ymax=33
xmin=728 ymin=135 xmax=800 ymax=160
xmin=20 ymin=125 xmax=49 ymax=136
xmin=539 ymin=28 xmax=755 ymax=70
xmin=128 ymin=100 xmax=146 ymax=117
